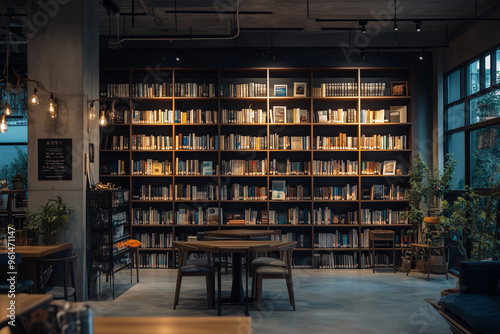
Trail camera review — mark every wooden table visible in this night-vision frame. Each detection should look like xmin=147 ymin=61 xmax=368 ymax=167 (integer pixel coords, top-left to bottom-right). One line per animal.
xmin=0 ymin=294 xmax=52 ymax=328
xmin=93 ymin=316 xmax=251 ymax=334
xmin=205 ymin=229 xmax=275 ymax=240
xmin=0 ymin=243 xmax=72 ymax=292
xmin=181 ymin=240 xmax=281 ymax=315
xmin=406 ymin=243 xmax=448 ymax=281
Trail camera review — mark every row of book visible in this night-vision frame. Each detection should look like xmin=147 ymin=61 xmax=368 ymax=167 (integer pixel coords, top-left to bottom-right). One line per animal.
xmin=363 ymin=184 xmax=409 ymax=201
xmin=221 ymin=108 xmax=267 ymax=124
xmin=101 ymin=83 xmax=130 ymax=97
xmin=269 ymin=135 xmax=311 ymax=150
xmin=315 ymin=108 xmax=357 ymax=123
xmin=219 ymin=159 xmax=267 ymax=175
xmin=175 ymin=109 xmax=217 ymax=124
xmin=175 ymin=207 xmax=219 ymax=225
xmin=359 ymin=134 xmax=408 ymax=150
xmin=312 ymin=208 xmax=358 ymax=225
xmin=269 ymin=209 xmax=311 ymax=225
xmin=132 ymin=82 xmax=173 ymax=98
xmin=360 ymin=82 xmax=387 ymax=96
xmin=314 ymin=230 xmax=359 ymax=248
xmin=132 ymin=135 xmax=173 ymax=150
xmin=223 ymin=82 xmax=267 ymax=97
xmin=280 ymin=233 xmax=311 ymax=248
xmin=132 ymin=109 xmax=173 ymax=124
xmin=131 ymin=159 xmax=172 ymax=175
xmin=102 ymin=135 xmax=129 ymax=150
xmin=359 ymin=228 xmax=412 ymax=248
xmin=313 ymin=252 xmax=358 ymax=269
xmin=314 ymin=134 xmax=358 ymax=150
xmin=175 ymin=159 xmax=217 ymax=176
xmin=219 ymin=134 xmax=267 ymax=150
xmin=133 ymin=208 xmax=173 ymax=225
xmin=175 ymin=184 xmax=219 ymax=201
xmin=139 ymin=253 xmax=171 ymax=269
xmin=360 ymin=209 xmax=409 ymax=225
xmin=270 ymin=107 xmax=309 ymax=124
xmin=312 ymin=159 xmax=358 ymax=175
xmin=360 ymin=106 xmax=407 ymax=123
xmin=135 ymin=232 xmax=172 ymax=248
xmin=220 ymin=184 xmax=267 ymax=200
xmin=101 ymin=160 xmax=127 ymax=176
xmin=136 ymin=185 xmax=173 ymax=201
xmin=175 ymin=134 xmax=219 ymax=150
xmin=313 ymin=82 xmax=358 ymax=97
xmin=313 ymin=185 xmax=358 ymax=201
xmin=270 ymin=160 xmax=310 ymax=175
xmin=174 ymin=83 xmax=217 ymax=97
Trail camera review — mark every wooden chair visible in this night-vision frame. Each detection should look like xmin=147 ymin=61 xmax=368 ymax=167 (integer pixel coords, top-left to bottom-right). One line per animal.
xmin=172 ymin=241 xmax=214 ymax=309
xmin=0 ymin=252 xmax=34 ymax=294
xmin=369 ymin=230 xmax=395 ymax=273
xmin=38 ymin=254 xmax=78 ymax=301
xmin=254 ymin=241 xmax=297 ymax=311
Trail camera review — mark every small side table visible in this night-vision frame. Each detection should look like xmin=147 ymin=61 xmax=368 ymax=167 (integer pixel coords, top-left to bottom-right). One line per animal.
xmin=406 ymin=243 xmax=448 ymax=281
xmin=125 ymin=240 xmax=141 ymax=283
xmin=369 ymin=230 xmax=395 ymax=273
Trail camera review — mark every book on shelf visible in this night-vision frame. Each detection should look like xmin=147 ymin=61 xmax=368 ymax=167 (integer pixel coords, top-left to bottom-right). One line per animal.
xmin=389 ymin=105 xmax=407 ymax=123
xmin=273 ymin=106 xmax=286 ymax=123
xmin=271 ymin=180 xmax=286 ymax=200
xmin=228 ymin=219 xmax=246 ymax=225
xmin=202 ymin=161 xmax=213 ymax=175
xmin=206 ymin=207 xmax=219 ymax=224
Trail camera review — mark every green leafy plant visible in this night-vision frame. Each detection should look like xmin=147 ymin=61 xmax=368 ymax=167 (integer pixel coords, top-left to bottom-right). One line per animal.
xmin=12 ymin=172 xmax=25 ymax=182
xmin=24 ymin=196 xmax=73 ymax=237
xmin=440 ymin=184 xmax=500 ymax=261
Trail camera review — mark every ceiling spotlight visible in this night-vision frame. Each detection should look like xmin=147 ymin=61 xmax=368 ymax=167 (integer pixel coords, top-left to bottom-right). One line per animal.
xmin=415 ymin=20 xmax=422 ymax=32
xmin=393 ymin=19 xmax=398 ymax=31
xmin=359 ymin=20 xmax=367 ymax=34
xmin=175 ymin=52 xmax=181 ymax=62
xmin=419 ymin=49 xmax=424 ymax=60
xmin=360 ymin=50 xmax=366 ymax=60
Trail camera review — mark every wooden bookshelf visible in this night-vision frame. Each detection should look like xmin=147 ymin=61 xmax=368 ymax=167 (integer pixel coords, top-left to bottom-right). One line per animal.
xmin=99 ymin=67 xmax=415 ymax=269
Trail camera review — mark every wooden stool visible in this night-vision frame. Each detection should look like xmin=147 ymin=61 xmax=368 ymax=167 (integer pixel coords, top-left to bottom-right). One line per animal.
xmin=406 ymin=243 xmax=448 ymax=281
xmin=369 ymin=230 xmax=395 ymax=273
xmin=125 ymin=239 xmax=141 ymax=283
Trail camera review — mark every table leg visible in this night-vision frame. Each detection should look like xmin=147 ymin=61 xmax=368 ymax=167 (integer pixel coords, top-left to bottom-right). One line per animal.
xmin=218 ymin=250 xmax=222 ymax=316
xmin=230 ymin=253 xmax=245 ymax=303
xmin=244 ymin=250 xmax=249 ymax=316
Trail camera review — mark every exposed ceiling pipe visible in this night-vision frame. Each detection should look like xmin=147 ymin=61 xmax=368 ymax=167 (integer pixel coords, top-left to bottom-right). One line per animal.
xmin=111 ymin=0 xmax=241 ymax=46
xmin=138 ymin=0 xmax=155 ymax=20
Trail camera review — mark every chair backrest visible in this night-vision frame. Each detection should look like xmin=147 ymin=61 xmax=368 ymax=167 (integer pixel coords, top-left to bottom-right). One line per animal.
xmin=173 ymin=241 xmax=199 ymax=267
xmin=38 ymin=254 xmax=78 ymax=300
xmin=278 ymin=241 xmax=297 ymax=271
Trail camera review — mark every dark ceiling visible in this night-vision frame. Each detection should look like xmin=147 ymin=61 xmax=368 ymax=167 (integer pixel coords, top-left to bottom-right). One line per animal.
xmin=2 ymin=0 xmax=500 ymax=53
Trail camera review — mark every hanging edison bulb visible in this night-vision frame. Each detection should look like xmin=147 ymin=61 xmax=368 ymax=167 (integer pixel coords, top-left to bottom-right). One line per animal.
xmin=48 ymin=94 xmax=57 ymax=118
xmin=88 ymin=102 xmax=96 ymax=120
xmin=0 ymin=115 xmax=7 ymax=133
xmin=99 ymin=109 xmax=108 ymax=126
xmin=108 ymin=101 xmax=116 ymax=123
xmin=3 ymin=101 xmax=12 ymax=116
xmin=31 ymin=88 xmax=39 ymax=105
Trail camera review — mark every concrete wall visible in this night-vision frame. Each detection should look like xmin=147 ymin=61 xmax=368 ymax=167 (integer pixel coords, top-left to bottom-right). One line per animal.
xmin=26 ymin=0 xmax=99 ymax=300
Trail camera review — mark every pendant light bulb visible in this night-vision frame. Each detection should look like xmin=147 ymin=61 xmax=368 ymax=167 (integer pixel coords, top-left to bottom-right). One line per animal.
xmin=31 ymin=88 xmax=39 ymax=105
xmin=48 ymin=94 xmax=57 ymax=118
xmin=88 ymin=102 xmax=96 ymax=120
xmin=3 ymin=101 xmax=12 ymax=116
xmin=99 ymin=109 xmax=108 ymax=126
xmin=0 ymin=115 xmax=7 ymax=133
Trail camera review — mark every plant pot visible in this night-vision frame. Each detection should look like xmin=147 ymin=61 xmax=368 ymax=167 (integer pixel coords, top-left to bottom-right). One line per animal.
xmin=12 ymin=181 xmax=24 ymax=189
xmin=43 ymin=233 xmax=56 ymax=245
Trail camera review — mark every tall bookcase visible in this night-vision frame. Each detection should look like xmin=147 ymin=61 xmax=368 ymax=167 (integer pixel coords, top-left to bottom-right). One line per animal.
xmin=99 ymin=67 xmax=415 ymax=270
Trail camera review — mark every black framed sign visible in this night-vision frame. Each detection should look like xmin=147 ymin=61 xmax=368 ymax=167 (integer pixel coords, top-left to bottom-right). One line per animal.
xmin=38 ymin=138 xmax=73 ymax=180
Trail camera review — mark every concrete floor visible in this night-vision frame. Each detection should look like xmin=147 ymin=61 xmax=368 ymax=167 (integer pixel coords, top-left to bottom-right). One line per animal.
xmin=87 ymin=268 xmax=456 ymax=334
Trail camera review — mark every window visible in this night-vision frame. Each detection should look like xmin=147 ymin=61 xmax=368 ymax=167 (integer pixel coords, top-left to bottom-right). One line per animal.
xmin=446 ymin=131 xmax=465 ymax=190
xmin=447 ymin=69 xmax=461 ymax=104
xmin=471 ymin=125 xmax=500 ymax=188
xmin=468 ymin=59 xmax=480 ymax=95
xmin=470 ymin=89 xmax=500 ymax=125
xmin=484 ymin=54 xmax=491 ymax=89
xmin=446 ymin=103 xmax=464 ymax=130
xmin=496 ymin=49 xmax=500 ymax=84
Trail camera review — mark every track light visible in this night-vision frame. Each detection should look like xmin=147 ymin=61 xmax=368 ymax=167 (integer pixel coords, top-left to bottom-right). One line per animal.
xmin=88 ymin=102 xmax=96 ymax=120
xmin=393 ymin=19 xmax=398 ymax=31
xmin=359 ymin=20 xmax=367 ymax=34
xmin=415 ymin=20 xmax=422 ymax=32
xmin=419 ymin=49 xmax=424 ymax=60
xmin=3 ymin=101 xmax=11 ymax=116
xmin=175 ymin=52 xmax=181 ymax=62
xmin=99 ymin=109 xmax=108 ymax=126
xmin=0 ymin=115 xmax=7 ymax=133
xmin=31 ymin=88 xmax=39 ymax=105
xmin=48 ymin=94 xmax=56 ymax=118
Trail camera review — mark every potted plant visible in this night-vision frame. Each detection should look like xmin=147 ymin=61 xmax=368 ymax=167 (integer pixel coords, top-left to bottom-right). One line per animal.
xmin=12 ymin=172 xmax=25 ymax=189
xmin=24 ymin=196 xmax=73 ymax=245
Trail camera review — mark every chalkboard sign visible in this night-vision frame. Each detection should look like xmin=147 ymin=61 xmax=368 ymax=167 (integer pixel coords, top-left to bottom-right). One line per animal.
xmin=38 ymin=138 xmax=72 ymax=180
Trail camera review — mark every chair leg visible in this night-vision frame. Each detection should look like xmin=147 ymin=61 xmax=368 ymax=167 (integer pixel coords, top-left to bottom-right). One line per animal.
xmin=285 ymin=276 xmax=295 ymax=311
xmin=256 ymin=274 xmax=262 ymax=311
xmin=205 ymin=274 xmax=212 ymax=309
xmin=135 ymin=248 xmax=140 ymax=283
xmin=173 ymin=274 xmax=182 ymax=309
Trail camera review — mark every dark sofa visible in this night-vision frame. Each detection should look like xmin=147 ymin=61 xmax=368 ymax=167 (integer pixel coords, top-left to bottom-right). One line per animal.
xmin=426 ymin=261 xmax=500 ymax=334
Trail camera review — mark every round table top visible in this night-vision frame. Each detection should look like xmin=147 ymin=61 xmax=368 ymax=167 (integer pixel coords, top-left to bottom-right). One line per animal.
xmin=177 ymin=240 xmax=282 ymax=253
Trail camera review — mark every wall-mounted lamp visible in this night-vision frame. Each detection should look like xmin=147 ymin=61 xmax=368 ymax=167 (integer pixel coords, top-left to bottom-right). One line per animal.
xmin=31 ymin=88 xmax=39 ymax=105
xmin=88 ymin=102 xmax=96 ymax=120
xmin=0 ymin=115 xmax=7 ymax=133
xmin=48 ymin=94 xmax=57 ymax=118
xmin=3 ymin=101 xmax=12 ymax=116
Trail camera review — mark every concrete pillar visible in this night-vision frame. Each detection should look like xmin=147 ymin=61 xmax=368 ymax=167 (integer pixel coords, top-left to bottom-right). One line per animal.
xmin=26 ymin=0 xmax=99 ymax=300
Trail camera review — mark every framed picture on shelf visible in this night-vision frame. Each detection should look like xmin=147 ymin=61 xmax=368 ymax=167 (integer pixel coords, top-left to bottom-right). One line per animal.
xmin=293 ymin=82 xmax=307 ymax=97
xmin=383 ymin=160 xmax=397 ymax=175
xmin=274 ymin=84 xmax=287 ymax=97
xmin=271 ymin=180 xmax=286 ymax=200
xmin=273 ymin=106 xmax=286 ymax=123
xmin=390 ymin=81 xmax=408 ymax=96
